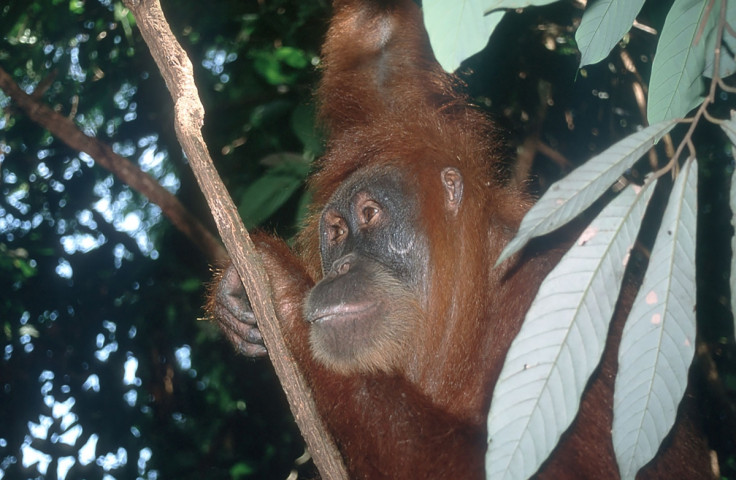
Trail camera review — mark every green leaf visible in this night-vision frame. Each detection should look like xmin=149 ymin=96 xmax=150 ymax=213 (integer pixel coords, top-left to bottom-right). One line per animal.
xmin=613 ymin=159 xmax=698 ymax=479
xmin=647 ymin=0 xmax=711 ymax=122
xmin=252 ymin=46 xmax=309 ymax=85
xmin=423 ymin=0 xmax=505 ymax=72
xmin=69 ymin=0 xmax=84 ymax=14
xmin=229 ymin=461 xmax=255 ymax=479
xmin=237 ymin=154 xmax=311 ymax=229
xmin=576 ymin=0 xmax=645 ymax=67
xmin=291 ymin=103 xmax=324 ymax=156
xmin=487 ymin=183 xmax=656 ymax=480
xmin=496 ymin=120 xmax=677 ymax=266
xmin=275 ymin=46 xmax=309 ymax=69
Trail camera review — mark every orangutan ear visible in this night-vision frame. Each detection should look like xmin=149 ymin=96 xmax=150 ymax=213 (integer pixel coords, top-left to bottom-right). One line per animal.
xmin=441 ymin=167 xmax=463 ymax=214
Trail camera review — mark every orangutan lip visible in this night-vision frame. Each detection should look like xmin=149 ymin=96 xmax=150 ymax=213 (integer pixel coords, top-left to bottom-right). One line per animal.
xmin=309 ymin=302 xmax=378 ymax=324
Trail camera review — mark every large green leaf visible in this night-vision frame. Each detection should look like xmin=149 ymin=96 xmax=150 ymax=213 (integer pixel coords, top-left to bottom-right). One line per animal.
xmin=496 ymin=120 xmax=676 ymax=266
xmin=237 ymin=154 xmax=311 ymax=229
xmin=613 ymin=159 xmax=698 ymax=479
xmin=486 ymin=183 xmax=655 ymax=480
xmin=576 ymin=0 xmax=645 ymax=67
xmin=647 ymin=0 xmax=711 ymax=122
xmin=423 ymin=0 xmax=505 ymax=72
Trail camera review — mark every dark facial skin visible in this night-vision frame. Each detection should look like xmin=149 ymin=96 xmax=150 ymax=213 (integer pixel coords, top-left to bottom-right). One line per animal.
xmin=305 ymin=165 xmax=428 ymax=374
xmin=318 ymin=166 xmax=427 ymax=287
xmin=208 ymin=165 xmax=458 ymax=374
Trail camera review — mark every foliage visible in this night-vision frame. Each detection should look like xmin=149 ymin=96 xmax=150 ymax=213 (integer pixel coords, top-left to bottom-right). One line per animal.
xmin=0 ymin=0 xmax=326 ymax=478
xmin=423 ymin=0 xmax=736 ymax=479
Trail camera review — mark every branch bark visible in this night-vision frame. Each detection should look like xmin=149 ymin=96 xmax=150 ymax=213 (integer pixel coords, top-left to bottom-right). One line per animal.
xmin=0 ymin=66 xmax=227 ymax=265
xmin=119 ymin=0 xmax=348 ymax=478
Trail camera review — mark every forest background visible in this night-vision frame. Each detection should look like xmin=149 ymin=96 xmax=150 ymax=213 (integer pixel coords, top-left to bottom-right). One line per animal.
xmin=0 ymin=0 xmax=734 ymax=479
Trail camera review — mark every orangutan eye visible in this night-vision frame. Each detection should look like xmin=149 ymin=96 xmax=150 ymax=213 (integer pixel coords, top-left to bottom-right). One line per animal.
xmin=359 ymin=200 xmax=381 ymax=226
xmin=363 ymin=205 xmax=379 ymax=223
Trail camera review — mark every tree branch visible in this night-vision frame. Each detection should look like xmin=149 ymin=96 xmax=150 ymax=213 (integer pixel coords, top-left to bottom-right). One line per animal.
xmin=0 ymin=65 xmax=227 ymax=264
xmin=119 ymin=0 xmax=348 ymax=478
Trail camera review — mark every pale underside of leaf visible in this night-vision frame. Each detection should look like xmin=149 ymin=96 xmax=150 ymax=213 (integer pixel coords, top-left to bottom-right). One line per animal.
xmin=647 ymin=0 xmax=709 ymax=123
xmin=576 ymin=0 xmax=645 ymax=68
xmin=704 ymin=0 xmax=736 ymax=78
xmin=613 ymin=159 xmax=698 ymax=480
xmin=485 ymin=184 xmax=656 ymax=480
xmin=486 ymin=185 xmax=653 ymax=479
xmin=496 ymin=120 xmax=676 ymax=267
xmin=423 ymin=0 xmax=504 ymax=72
xmin=482 ymin=0 xmax=559 ymax=14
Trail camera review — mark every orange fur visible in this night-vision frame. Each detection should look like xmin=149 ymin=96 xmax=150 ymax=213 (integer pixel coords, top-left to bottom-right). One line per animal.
xmin=212 ymin=1 xmax=712 ymax=478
